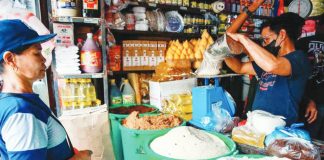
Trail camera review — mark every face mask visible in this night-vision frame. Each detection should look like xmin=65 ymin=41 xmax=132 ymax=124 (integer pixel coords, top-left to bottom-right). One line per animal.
xmin=264 ymin=39 xmax=281 ymax=56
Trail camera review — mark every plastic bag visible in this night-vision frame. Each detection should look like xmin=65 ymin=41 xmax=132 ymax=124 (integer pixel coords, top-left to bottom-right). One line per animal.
xmin=200 ymin=102 xmax=235 ymax=133
xmin=265 ymin=123 xmax=311 ymax=146
xmin=266 ymin=137 xmax=321 ymax=160
xmin=246 ymin=110 xmax=286 ymax=135
xmin=59 ymin=106 xmax=114 ymax=160
xmin=232 ymin=125 xmax=266 ymax=148
xmin=0 ymin=0 xmax=55 ymax=68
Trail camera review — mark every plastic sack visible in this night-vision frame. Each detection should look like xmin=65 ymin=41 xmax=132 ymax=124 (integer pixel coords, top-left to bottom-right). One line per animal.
xmin=246 ymin=110 xmax=286 ymax=135
xmin=232 ymin=125 xmax=266 ymax=148
xmin=265 ymin=123 xmax=311 ymax=146
xmin=266 ymin=137 xmax=321 ymax=160
xmin=0 ymin=0 xmax=55 ymax=68
xmin=200 ymin=102 xmax=235 ymax=133
xmin=59 ymin=106 xmax=114 ymax=160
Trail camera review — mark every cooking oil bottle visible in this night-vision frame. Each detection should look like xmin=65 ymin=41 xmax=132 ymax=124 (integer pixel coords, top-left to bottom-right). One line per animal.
xmin=61 ymin=79 xmax=72 ymax=110
xmin=70 ymin=78 xmax=80 ymax=109
xmin=85 ymin=78 xmax=97 ymax=104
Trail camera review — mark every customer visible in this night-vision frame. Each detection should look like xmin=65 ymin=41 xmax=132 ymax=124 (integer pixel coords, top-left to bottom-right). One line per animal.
xmin=296 ymin=15 xmax=324 ymax=140
xmin=0 ymin=19 xmax=91 ymax=160
xmin=224 ymin=12 xmax=310 ymax=125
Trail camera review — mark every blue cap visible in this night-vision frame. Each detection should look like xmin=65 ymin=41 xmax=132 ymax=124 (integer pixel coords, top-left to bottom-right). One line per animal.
xmin=0 ymin=19 xmax=56 ymax=61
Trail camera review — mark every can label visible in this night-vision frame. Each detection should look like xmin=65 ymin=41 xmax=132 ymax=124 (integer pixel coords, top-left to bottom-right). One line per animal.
xmin=81 ymin=51 xmax=102 ymax=67
xmin=83 ymin=0 xmax=98 ymax=10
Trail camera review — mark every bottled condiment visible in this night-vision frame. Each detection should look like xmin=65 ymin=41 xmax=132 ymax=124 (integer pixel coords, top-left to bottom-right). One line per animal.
xmin=183 ymin=0 xmax=190 ymax=7
xmin=56 ymin=0 xmax=79 ymax=17
xmin=83 ymin=0 xmax=100 ymax=18
xmin=110 ymin=79 xmax=122 ymax=105
xmin=80 ymin=33 xmax=102 ymax=73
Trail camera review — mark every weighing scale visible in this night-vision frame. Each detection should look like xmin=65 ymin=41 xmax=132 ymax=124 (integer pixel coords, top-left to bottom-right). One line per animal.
xmin=189 ymin=73 xmax=240 ymax=130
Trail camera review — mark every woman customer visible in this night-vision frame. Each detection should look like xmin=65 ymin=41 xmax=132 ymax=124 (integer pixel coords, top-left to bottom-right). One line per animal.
xmin=0 ymin=19 xmax=91 ymax=160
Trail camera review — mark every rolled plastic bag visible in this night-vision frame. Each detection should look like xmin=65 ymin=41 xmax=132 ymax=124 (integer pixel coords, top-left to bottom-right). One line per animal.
xmin=265 ymin=123 xmax=311 ymax=147
xmin=266 ymin=137 xmax=321 ymax=160
xmin=195 ymin=34 xmax=243 ymax=76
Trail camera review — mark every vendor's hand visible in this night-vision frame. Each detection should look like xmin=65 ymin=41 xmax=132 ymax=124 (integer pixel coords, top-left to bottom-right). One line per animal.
xmin=305 ymin=100 xmax=318 ymax=124
xmin=69 ymin=150 xmax=92 ymax=160
xmin=226 ymin=32 xmax=247 ymax=44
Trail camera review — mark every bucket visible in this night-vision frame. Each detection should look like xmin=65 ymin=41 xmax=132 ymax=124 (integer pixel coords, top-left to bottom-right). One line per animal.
xmin=109 ymin=104 xmax=158 ymax=160
xmin=119 ymin=118 xmax=186 ymax=160
xmin=145 ymin=130 xmax=237 ymax=160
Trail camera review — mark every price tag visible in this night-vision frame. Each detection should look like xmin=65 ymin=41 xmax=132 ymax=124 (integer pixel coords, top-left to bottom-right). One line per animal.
xmin=148 ymin=3 xmax=157 ymax=7
xmin=84 ymin=18 xmax=98 ymax=24
xmin=92 ymin=73 xmax=103 ymax=78
xmin=180 ymin=6 xmax=187 ymax=10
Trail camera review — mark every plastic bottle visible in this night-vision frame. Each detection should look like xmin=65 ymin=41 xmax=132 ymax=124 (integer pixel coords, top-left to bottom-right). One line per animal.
xmin=70 ymin=79 xmax=80 ymax=109
xmin=83 ymin=0 xmax=100 ymax=18
xmin=86 ymin=79 xmax=97 ymax=102
xmin=61 ymin=79 xmax=72 ymax=110
xmin=77 ymin=79 xmax=87 ymax=107
xmin=56 ymin=0 xmax=80 ymax=17
xmin=120 ymin=79 xmax=135 ymax=104
xmin=80 ymin=33 xmax=102 ymax=73
xmin=77 ymin=38 xmax=83 ymax=50
xmin=110 ymin=79 xmax=122 ymax=105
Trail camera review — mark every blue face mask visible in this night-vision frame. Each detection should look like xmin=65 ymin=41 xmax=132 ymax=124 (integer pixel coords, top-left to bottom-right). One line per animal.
xmin=264 ymin=39 xmax=281 ymax=56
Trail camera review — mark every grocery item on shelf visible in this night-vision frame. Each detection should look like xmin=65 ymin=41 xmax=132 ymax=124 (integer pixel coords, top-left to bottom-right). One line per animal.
xmin=80 ymin=33 xmax=102 ymax=73
xmin=110 ymin=79 xmax=122 ymax=105
xmin=53 ymin=23 xmax=75 ymax=47
xmin=83 ymin=0 xmax=100 ymax=17
xmin=108 ymin=45 xmax=121 ymax=71
xmin=150 ymin=126 xmax=230 ymax=159
xmin=122 ymin=111 xmax=182 ymax=130
xmin=165 ymin=11 xmax=184 ymax=33
xmin=133 ymin=7 xmax=149 ymax=31
xmin=60 ymin=78 xmax=100 ymax=110
xmin=139 ymin=73 xmax=152 ymax=104
xmin=56 ymin=0 xmax=81 ymax=17
xmin=125 ymin=13 xmax=135 ymax=30
xmin=152 ymin=59 xmax=192 ymax=82
xmin=127 ymin=73 xmax=142 ymax=104
xmin=55 ymin=46 xmax=81 ymax=74
xmin=120 ymin=79 xmax=136 ymax=104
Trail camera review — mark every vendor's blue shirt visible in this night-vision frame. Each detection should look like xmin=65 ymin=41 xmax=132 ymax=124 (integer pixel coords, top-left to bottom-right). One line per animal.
xmin=252 ymin=50 xmax=311 ymax=125
xmin=0 ymin=93 xmax=73 ymax=160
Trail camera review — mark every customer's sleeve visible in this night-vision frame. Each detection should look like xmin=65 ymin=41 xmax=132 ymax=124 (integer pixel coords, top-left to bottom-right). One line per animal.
xmin=1 ymin=113 xmax=48 ymax=160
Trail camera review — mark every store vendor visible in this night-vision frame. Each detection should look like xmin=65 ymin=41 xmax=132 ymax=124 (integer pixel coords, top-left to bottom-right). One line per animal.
xmin=224 ymin=12 xmax=311 ymax=125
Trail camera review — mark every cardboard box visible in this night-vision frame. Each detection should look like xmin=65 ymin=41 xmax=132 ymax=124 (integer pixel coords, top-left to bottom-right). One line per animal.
xmin=131 ymin=49 xmax=141 ymax=70
xmin=149 ymin=78 xmax=197 ymax=110
xmin=156 ymin=49 xmax=165 ymax=66
xmin=158 ymin=41 xmax=167 ymax=50
xmin=53 ymin=23 xmax=74 ymax=46
xmin=148 ymin=50 xmax=157 ymax=70
xmin=149 ymin=41 xmax=157 ymax=51
xmin=141 ymin=49 xmax=149 ymax=70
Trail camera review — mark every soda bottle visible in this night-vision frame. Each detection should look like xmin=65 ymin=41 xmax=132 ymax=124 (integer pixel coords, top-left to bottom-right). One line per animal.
xmin=80 ymin=33 xmax=102 ymax=73
xmin=120 ymin=79 xmax=135 ymax=104
xmin=83 ymin=0 xmax=100 ymax=18
xmin=110 ymin=79 xmax=122 ymax=105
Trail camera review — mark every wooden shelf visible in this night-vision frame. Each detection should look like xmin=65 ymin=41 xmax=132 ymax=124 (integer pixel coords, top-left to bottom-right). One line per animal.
xmin=110 ymin=29 xmax=218 ymax=39
xmin=128 ymin=1 xmax=211 ymax=14
xmin=55 ymin=72 xmax=105 ymax=79
xmin=51 ymin=17 xmax=102 ymax=25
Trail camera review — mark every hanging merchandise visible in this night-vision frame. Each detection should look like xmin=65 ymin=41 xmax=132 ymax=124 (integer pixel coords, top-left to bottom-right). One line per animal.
xmin=83 ymin=0 xmax=100 ymax=17
xmin=56 ymin=0 xmax=80 ymax=17
xmin=276 ymin=0 xmax=284 ymax=16
xmin=165 ymin=11 xmax=184 ymax=33
xmin=110 ymin=79 xmax=122 ymax=105
xmin=120 ymin=79 xmax=135 ymax=104
xmin=80 ymin=33 xmax=102 ymax=73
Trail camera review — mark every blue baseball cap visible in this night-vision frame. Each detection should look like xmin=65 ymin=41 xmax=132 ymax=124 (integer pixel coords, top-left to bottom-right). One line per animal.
xmin=0 ymin=19 xmax=56 ymax=61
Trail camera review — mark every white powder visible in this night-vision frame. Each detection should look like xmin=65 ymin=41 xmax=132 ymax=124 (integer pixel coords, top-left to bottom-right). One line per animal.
xmin=150 ymin=126 xmax=229 ymax=159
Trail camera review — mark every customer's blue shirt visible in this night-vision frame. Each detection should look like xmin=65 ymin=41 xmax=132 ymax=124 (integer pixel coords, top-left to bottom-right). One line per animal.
xmin=0 ymin=93 xmax=73 ymax=160
xmin=252 ymin=50 xmax=311 ymax=125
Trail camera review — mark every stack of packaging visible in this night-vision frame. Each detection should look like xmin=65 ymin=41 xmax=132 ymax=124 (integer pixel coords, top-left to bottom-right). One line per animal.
xmin=55 ymin=46 xmax=81 ymax=74
xmin=133 ymin=7 xmax=148 ymax=31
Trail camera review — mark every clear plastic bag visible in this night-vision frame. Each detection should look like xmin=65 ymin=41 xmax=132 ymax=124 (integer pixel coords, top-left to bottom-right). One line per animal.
xmin=266 ymin=137 xmax=321 ymax=160
xmin=200 ymin=102 xmax=235 ymax=133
